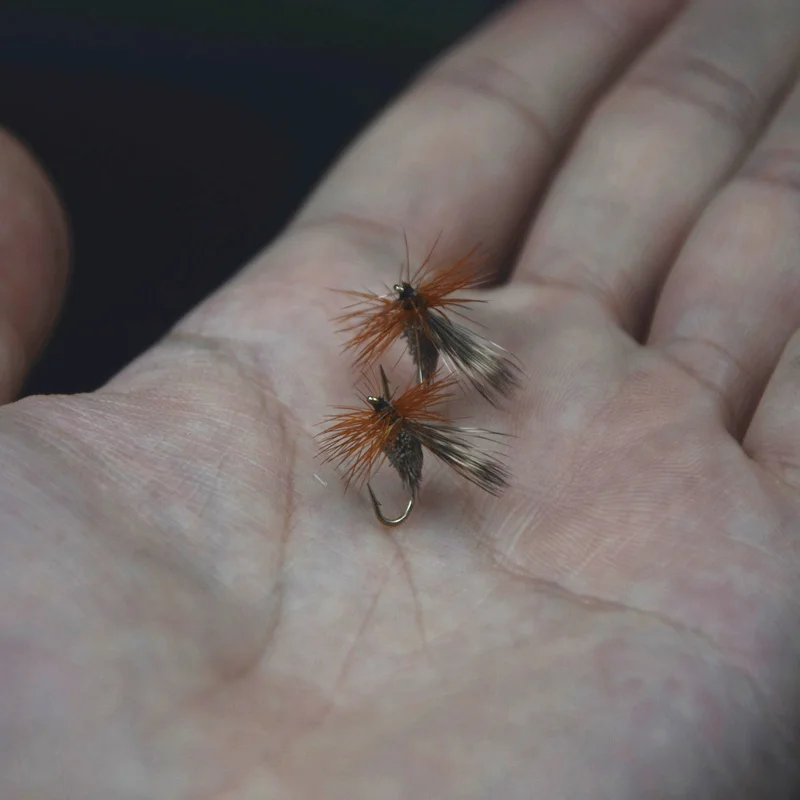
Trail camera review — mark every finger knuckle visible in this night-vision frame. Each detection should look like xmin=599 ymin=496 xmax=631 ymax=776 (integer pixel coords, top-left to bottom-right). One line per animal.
xmin=622 ymin=53 xmax=760 ymax=139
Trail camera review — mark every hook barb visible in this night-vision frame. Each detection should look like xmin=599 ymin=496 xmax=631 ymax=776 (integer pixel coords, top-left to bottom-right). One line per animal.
xmin=367 ymin=482 xmax=416 ymax=527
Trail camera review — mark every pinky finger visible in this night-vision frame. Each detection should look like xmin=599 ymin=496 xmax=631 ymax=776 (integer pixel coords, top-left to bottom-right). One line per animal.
xmin=745 ymin=328 xmax=800 ymax=487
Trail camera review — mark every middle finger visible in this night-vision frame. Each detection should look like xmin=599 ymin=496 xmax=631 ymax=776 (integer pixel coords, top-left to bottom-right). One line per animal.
xmin=513 ymin=0 xmax=800 ymax=333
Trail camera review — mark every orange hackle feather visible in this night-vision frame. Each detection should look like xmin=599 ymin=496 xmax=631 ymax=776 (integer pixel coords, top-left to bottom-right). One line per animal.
xmin=317 ymin=372 xmax=459 ymax=491
xmin=333 ymin=243 xmax=490 ymax=369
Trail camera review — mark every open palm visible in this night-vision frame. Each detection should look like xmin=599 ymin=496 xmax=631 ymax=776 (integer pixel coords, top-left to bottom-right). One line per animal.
xmin=4 ymin=1 xmax=800 ymax=797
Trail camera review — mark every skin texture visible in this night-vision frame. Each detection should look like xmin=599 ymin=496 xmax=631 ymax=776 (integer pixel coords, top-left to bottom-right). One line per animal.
xmin=3 ymin=0 xmax=800 ymax=796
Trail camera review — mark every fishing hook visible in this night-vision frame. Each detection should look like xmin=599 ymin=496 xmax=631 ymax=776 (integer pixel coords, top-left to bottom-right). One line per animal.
xmin=367 ymin=482 xmax=416 ymax=527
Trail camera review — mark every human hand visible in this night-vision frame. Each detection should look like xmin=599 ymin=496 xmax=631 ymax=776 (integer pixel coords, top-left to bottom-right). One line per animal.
xmin=3 ymin=0 xmax=800 ymax=796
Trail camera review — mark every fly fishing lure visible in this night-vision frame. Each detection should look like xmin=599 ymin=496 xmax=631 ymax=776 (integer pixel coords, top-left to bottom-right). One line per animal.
xmin=334 ymin=236 xmax=521 ymax=406
xmin=317 ymin=366 xmax=510 ymax=526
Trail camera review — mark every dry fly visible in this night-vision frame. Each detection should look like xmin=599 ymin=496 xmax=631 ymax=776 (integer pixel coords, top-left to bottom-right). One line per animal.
xmin=333 ymin=235 xmax=521 ymax=406
xmin=317 ymin=365 xmax=510 ymax=526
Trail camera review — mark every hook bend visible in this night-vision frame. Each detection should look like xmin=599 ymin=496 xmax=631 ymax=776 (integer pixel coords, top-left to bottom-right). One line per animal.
xmin=367 ymin=482 xmax=416 ymax=527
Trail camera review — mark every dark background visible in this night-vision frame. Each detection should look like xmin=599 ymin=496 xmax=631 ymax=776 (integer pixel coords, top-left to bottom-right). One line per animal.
xmin=1 ymin=1 xmax=507 ymax=397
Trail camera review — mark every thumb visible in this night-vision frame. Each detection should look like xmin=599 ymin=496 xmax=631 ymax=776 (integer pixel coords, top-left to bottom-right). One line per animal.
xmin=0 ymin=128 xmax=69 ymax=402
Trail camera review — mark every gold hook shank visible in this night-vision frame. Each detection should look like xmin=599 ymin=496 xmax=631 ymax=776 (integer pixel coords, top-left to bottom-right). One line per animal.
xmin=413 ymin=327 xmax=424 ymax=384
xmin=367 ymin=483 xmax=416 ymax=527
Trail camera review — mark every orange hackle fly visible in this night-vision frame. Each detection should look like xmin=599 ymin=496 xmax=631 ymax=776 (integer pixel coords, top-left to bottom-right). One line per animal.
xmin=334 ymin=235 xmax=521 ymax=406
xmin=317 ymin=365 xmax=510 ymax=526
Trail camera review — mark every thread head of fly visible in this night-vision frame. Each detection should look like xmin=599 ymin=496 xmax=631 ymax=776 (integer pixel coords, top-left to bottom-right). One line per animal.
xmin=367 ymin=395 xmax=390 ymax=413
xmin=393 ymin=282 xmax=421 ymax=311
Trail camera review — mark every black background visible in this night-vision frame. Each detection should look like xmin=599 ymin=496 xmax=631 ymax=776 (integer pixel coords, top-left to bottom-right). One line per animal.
xmin=1 ymin=5 xmax=505 ymax=397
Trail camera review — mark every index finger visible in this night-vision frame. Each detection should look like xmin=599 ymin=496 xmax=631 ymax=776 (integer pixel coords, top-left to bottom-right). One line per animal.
xmin=290 ymin=0 xmax=684 ymax=273
xmin=109 ymin=0 xmax=683 ymax=395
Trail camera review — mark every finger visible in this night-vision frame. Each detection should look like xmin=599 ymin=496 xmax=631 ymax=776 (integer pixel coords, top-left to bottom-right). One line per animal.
xmin=744 ymin=328 xmax=800 ymax=489
xmin=648 ymin=77 xmax=800 ymax=433
xmin=513 ymin=0 xmax=800 ymax=333
xmin=107 ymin=0 xmax=681 ymax=396
xmin=290 ymin=0 xmax=682 ymax=273
xmin=0 ymin=129 xmax=69 ymax=402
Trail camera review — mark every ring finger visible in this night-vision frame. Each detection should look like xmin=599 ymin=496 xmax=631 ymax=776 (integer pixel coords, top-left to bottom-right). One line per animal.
xmin=648 ymin=75 xmax=800 ymax=434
